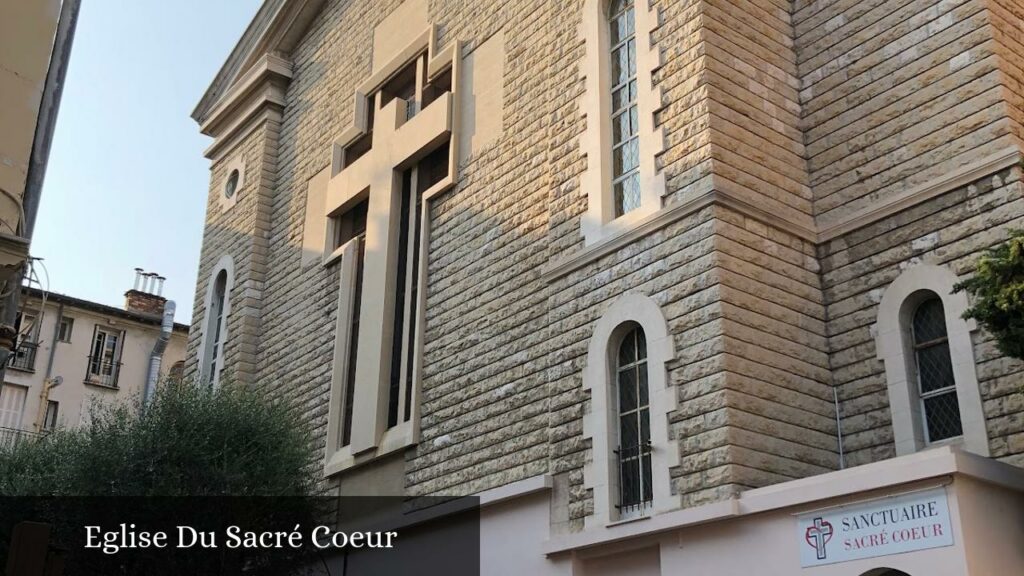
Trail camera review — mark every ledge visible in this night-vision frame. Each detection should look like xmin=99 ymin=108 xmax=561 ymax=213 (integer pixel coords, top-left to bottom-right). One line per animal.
xmin=201 ymin=54 xmax=293 ymax=160
xmin=477 ymin=474 xmax=552 ymax=508
xmin=542 ymin=186 xmax=818 ymax=283
xmin=542 ymin=446 xmax=1024 ymax=556
xmin=817 ymin=147 xmax=1022 ymax=242
xmin=544 ymin=148 xmax=1022 ymax=282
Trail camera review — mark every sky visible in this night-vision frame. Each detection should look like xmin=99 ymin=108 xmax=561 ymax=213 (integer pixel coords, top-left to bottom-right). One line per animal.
xmin=33 ymin=0 xmax=263 ymax=323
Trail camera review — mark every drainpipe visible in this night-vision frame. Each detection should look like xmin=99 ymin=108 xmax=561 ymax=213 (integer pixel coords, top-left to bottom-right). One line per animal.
xmin=44 ymin=301 xmax=63 ymax=380
xmin=143 ymin=300 xmax=176 ymax=410
xmin=31 ymin=301 xmax=64 ymax=432
xmin=833 ymin=385 xmax=846 ymax=470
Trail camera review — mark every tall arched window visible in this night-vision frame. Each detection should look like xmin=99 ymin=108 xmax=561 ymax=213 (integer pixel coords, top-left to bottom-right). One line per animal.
xmin=616 ymin=324 xmax=652 ymax=515
xmin=911 ymin=296 xmax=962 ymax=443
xmin=204 ymin=270 xmax=228 ymax=388
xmin=608 ymin=0 xmax=639 ymax=217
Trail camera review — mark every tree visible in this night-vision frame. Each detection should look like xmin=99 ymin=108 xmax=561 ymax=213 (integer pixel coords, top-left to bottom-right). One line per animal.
xmin=0 ymin=381 xmax=315 ymax=497
xmin=955 ymin=230 xmax=1024 ymax=361
xmin=0 ymin=381 xmax=320 ymax=575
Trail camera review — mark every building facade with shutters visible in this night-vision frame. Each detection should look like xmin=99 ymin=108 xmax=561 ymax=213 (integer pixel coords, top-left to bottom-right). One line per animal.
xmin=0 ymin=274 xmax=188 ymax=448
xmin=187 ymin=0 xmax=1024 ymax=573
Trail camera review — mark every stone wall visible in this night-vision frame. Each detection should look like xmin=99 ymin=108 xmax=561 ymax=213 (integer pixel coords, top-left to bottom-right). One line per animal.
xmin=185 ymin=117 xmax=278 ymax=386
xmin=820 ymin=166 xmax=1024 ymax=467
xmin=185 ymin=0 xmax=1024 ymax=535
xmin=794 ymin=0 xmax=1017 ymax=228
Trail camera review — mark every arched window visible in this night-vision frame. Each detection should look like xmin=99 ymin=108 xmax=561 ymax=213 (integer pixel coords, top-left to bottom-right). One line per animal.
xmin=608 ymin=0 xmax=639 ymax=217
xmin=616 ymin=324 xmax=652 ymax=515
xmin=875 ymin=264 xmax=988 ymax=456
xmin=911 ymin=296 xmax=962 ymax=443
xmin=205 ymin=271 xmax=227 ymax=387
xmin=199 ymin=255 xmax=234 ymax=390
xmin=168 ymin=360 xmax=185 ymax=382
xmin=583 ymin=293 xmax=677 ymax=528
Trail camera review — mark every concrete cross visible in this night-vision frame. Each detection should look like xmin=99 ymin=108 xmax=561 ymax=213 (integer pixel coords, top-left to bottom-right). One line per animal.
xmin=324 ymin=79 xmax=454 ymax=455
xmin=805 ymin=517 xmax=833 ymax=561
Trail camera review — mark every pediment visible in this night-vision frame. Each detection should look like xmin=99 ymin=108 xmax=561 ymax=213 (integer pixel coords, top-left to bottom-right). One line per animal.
xmin=192 ymin=0 xmax=326 ymax=126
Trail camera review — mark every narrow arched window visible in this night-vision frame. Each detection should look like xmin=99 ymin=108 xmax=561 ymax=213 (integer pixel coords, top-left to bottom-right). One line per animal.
xmin=912 ymin=296 xmax=962 ymax=443
xmin=616 ymin=325 xmax=651 ymax=515
xmin=609 ymin=0 xmax=639 ymax=217
xmin=205 ymin=270 xmax=228 ymax=388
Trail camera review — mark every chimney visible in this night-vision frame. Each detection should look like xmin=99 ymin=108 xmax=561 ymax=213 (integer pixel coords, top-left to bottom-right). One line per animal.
xmin=125 ymin=269 xmax=167 ymax=317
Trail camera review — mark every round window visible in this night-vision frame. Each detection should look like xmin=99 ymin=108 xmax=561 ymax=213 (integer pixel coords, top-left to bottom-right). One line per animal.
xmin=224 ymin=169 xmax=240 ymax=199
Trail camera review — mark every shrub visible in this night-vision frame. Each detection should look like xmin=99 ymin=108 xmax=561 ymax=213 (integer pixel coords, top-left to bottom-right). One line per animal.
xmin=0 ymin=380 xmax=315 ymax=497
xmin=955 ymin=230 xmax=1024 ymax=361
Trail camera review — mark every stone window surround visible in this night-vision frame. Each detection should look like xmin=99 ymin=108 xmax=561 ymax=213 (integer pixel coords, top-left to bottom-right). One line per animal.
xmin=875 ymin=263 xmax=989 ymax=457
xmin=321 ymin=26 xmax=461 ymax=476
xmin=580 ymin=0 xmax=665 ymax=246
xmin=322 ymin=236 xmax=420 ymax=475
xmin=197 ymin=254 xmax=234 ymax=390
xmin=583 ymin=292 xmax=678 ymax=529
xmin=219 ymin=157 xmax=245 ymax=212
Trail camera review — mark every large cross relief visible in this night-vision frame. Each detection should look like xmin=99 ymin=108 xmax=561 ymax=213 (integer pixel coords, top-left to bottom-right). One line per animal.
xmin=323 ymin=26 xmax=462 ymax=474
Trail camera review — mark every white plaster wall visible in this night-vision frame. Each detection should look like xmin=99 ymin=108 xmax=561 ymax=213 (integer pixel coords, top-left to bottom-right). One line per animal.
xmin=957 ymin=476 xmax=1024 ymax=574
xmin=480 ymin=493 xmax=568 ymax=576
xmin=4 ymin=297 xmax=187 ymax=430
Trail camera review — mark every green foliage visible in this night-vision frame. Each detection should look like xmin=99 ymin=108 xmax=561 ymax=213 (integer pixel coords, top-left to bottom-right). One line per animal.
xmin=955 ymin=230 xmax=1024 ymax=361
xmin=0 ymin=381 xmax=315 ymax=497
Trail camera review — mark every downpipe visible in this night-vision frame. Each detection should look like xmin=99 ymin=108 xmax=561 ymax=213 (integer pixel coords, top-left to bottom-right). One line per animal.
xmin=143 ymin=300 xmax=176 ymax=410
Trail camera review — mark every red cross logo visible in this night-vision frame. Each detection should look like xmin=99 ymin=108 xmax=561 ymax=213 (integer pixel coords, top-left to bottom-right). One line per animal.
xmin=805 ymin=517 xmax=833 ymax=560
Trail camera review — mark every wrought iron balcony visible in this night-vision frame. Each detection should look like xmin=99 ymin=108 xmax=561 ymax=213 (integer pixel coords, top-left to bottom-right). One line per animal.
xmin=84 ymin=355 xmax=122 ymax=389
xmin=0 ymin=426 xmax=43 ymax=451
xmin=7 ymin=341 xmax=38 ymax=372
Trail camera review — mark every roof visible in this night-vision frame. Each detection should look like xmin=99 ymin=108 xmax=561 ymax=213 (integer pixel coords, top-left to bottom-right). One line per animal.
xmin=21 ymin=286 xmax=190 ymax=333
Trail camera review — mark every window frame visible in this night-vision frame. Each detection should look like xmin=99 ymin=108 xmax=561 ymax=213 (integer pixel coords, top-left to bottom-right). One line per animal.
xmin=43 ymin=400 xmax=59 ymax=431
xmin=582 ymin=293 xmax=677 ymax=528
xmin=58 ymin=316 xmax=74 ymax=343
xmin=614 ymin=324 xmax=653 ymax=518
xmin=910 ymin=297 xmax=962 ymax=444
xmin=198 ymin=255 xmax=234 ymax=390
xmin=875 ymin=264 xmax=988 ymax=457
xmin=86 ymin=325 xmax=124 ymax=388
xmin=580 ymin=0 xmax=666 ymax=245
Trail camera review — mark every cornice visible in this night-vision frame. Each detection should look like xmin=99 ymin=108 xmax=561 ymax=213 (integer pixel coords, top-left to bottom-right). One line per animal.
xmin=200 ymin=54 xmax=292 ymax=160
xmin=816 ymin=147 xmax=1022 ymax=242
xmin=193 ymin=0 xmax=326 ymax=125
xmin=543 ymin=147 xmax=1022 ymax=283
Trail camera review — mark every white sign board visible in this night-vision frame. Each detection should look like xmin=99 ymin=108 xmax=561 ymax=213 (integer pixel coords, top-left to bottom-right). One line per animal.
xmin=796 ymin=488 xmax=954 ymax=567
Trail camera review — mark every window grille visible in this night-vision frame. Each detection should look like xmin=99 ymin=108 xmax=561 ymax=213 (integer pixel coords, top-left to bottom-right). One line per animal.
xmin=616 ymin=326 xmax=652 ymax=515
xmin=912 ymin=297 xmax=962 ymax=443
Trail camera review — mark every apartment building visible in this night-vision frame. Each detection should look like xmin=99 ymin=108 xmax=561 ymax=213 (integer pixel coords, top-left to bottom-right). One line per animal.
xmin=0 ymin=271 xmax=187 ymax=442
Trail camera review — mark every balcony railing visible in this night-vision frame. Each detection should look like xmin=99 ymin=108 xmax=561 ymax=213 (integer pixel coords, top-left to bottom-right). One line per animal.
xmin=84 ymin=355 xmax=122 ymax=389
xmin=0 ymin=426 xmax=44 ymax=451
xmin=7 ymin=341 xmax=38 ymax=372
xmin=615 ymin=442 xmax=653 ymax=516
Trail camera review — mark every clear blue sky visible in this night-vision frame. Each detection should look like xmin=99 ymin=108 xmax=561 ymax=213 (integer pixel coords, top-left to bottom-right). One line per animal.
xmin=34 ymin=0 xmax=262 ymax=323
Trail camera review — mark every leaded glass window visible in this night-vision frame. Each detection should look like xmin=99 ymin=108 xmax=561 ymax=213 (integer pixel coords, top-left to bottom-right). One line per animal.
xmin=912 ymin=297 xmax=962 ymax=443
xmin=609 ymin=0 xmax=640 ymax=217
xmin=616 ymin=325 xmax=651 ymax=515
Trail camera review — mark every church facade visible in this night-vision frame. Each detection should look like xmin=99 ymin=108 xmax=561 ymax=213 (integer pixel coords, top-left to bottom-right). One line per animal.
xmin=186 ymin=0 xmax=1024 ymax=573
